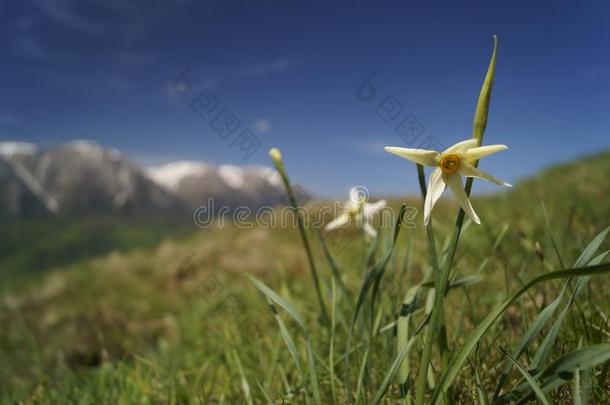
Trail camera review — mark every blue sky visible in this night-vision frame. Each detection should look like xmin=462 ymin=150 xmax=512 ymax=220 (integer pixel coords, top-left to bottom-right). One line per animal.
xmin=1 ymin=0 xmax=608 ymax=197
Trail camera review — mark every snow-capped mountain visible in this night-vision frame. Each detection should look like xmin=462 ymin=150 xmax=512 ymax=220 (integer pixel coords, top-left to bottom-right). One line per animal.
xmin=0 ymin=141 xmax=292 ymax=218
xmin=146 ymin=161 xmax=210 ymax=192
xmin=0 ymin=141 xmax=184 ymax=217
xmin=0 ymin=141 xmax=38 ymax=158
xmin=145 ymin=161 xmax=287 ymax=211
xmin=0 ymin=158 xmax=50 ymax=217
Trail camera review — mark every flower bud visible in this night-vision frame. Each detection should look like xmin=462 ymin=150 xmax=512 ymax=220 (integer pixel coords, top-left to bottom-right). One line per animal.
xmin=269 ymin=148 xmax=282 ymax=165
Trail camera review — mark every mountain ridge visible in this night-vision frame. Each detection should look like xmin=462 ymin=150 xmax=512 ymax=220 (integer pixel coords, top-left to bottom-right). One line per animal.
xmin=0 ymin=141 xmax=287 ymax=218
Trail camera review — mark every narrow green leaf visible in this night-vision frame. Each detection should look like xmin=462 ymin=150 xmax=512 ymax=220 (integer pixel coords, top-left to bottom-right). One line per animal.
xmin=329 ymin=276 xmax=338 ymax=405
xmin=269 ymin=148 xmax=328 ymax=322
xmin=373 ymin=324 xmax=422 ymax=404
xmin=232 ymin=349 xmax=254 ymax=405
xmin=317 ymin=230 xmax=352 ymax=303
xmin=492 ymin=290 xmax=564 ymax=399
xmin=307 ymin=340 xmax=322 ymax=405
xmin=573 ymin=226 xmax=610 ymax=267
xmin=572 ymin=368 xmax=583 ymax=405
xmin=530 ymin=250 xmax=609 ymax=371
xmin=471 ymin=356 xmax=490 ymax=405
xmin=541 ymin=343 xmax=610 ymax=384
xmin=397 ymin=284 xmax=420 ymax=386
xmin=494 ymin=232 xmax=609 ymax=399
xmin=500 ymin=343 xmax=610 ymax=403
xmin=353 ymin=205 xmax=407 ymax=325
xmin=248 ymin=274 xmax=308 ymax=333
xmin=255 ymin=379 xmax=274 ymax=405
xmin=431 ymin=262 xmax=610 ymax=404
xmin=502 ymin=349 xmax=551 ymax=405
xmin=355 ymin=348 xmax=369 ymax=404
xmin=542 ymin=202 xmax=566 ymax=268
xmin=269 ymin=300 xmax=304 ymax=378
xmin=345 ymin=204 xmax=408 ymax=398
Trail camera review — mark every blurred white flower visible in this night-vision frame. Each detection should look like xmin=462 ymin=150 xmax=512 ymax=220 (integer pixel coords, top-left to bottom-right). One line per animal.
xmin=385 ymin=139 xmax=510 ymax=225
xmin=325 ymin=187 xmax=386 ymax=238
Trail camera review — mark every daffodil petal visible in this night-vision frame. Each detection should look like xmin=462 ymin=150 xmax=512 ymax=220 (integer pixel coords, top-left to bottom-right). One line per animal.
xmin=445 ymin=174 xmax=481 ymax=224
xmin=458 ymin=162 xmax=512 ymax=187
xmin=442 ymin=139 xmax=479 ymax=154
xmin=325 ymin=213 xmax=350 ymax=232
xmin=424 ymin=168 xmax=446 ymax=225
xmin=463 ymin=144 xmax=508 ymax=162
xmin=363 ymin=222 xmax=377 ymax=238
xmin=384 ymin=147 xmax=439 ymax=167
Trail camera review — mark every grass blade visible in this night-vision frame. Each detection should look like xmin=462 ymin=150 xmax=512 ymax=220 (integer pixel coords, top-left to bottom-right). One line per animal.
xmin=573 ymin=226 xmax=610 ymax=267
xmin=317 ymin=230 xmax=352 ymax=303
xmin=492 ymin=290 xmax=563 ymax=399
xmin=345 ymin=204 xmax=408 ymax=398
xmin=499 ymin=343 xmax=610 ymax=403
xmin=255 ymin=379 xmax=274 ymax=405
xmin=268 ymin=299 xmax=304 ymax=377
xmin=542 ymin=202 xmax=566 ymax=268
xmin=248 ymin=274 xmax=308 ymax=332
xmin=269 ymin=148 xmax=328 ymax=322
xmin=431 ymin=262 xmax=610 ymax=404
xmin=494 ymin=229 xmax=609 ymax=398
xmin=530 ymin=249 xmax=609 ymax=373
xmin=501 ymin=349 xmax=551 ymax=405
xmin=231 ymin=349 xmax=253 ymax=405
xmin=572 ymin=368 xmax=583 ymax=405
xmin=306 ymin=340 xmax=322 ymax=405
xmin=372 ymin=315 xmax=431 ymax=404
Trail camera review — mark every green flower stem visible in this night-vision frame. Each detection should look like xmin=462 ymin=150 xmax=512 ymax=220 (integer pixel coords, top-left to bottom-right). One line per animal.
xmin=415 ymin=35 xmax=497 ymax=405
xmin=415 ymin=164 xmax=449 ymax=354
xmin=270 ymin=149 xmax=329 ymax=324
xmin=414 ymin=164 xmax=451 ymax=404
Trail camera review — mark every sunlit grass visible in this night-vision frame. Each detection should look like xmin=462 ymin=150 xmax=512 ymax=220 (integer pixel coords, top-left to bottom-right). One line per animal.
xmin=1 ymin=179 xmax=609 ymax=403
xmin=1 ymin=37 xmax=609 ymax=404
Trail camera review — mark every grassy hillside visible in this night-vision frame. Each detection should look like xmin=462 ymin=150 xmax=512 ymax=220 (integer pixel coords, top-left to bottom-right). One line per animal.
xmin=0 ymin=216 xmax=194 ymax=276
xmin=1 ymin=152 xmax=609 ymax=403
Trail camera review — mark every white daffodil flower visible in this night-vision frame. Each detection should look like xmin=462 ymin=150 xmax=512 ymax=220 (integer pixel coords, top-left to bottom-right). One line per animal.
xmin=385 ymin=139 xmax=511 ymax=225
xmin=325 ymin=187 xmax=387 ymax=238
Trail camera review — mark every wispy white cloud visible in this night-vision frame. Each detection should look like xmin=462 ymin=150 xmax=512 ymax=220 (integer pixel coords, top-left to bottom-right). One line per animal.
xmin=166 ymin=58 xmax=297 ymax=100
xmin=15 ymin=0 xmax=176 ymax=64
xmin=206 ymin=58 xmax=296 ymax=89
xmin=35 ymin=0 xmax=105 ymax=37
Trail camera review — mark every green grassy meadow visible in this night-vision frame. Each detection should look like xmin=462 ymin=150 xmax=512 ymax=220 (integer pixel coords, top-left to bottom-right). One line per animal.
xmin=1 ymin=151 xmax=609 ymax=404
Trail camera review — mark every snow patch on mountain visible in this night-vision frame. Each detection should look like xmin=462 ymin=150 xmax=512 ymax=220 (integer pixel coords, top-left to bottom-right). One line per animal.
xmin=252 ymin=165 xmax=282 ymax=187
xmin=0 ymin=142 xmax=38 ymax=158
xmin=63 ymin=140 xmax=107 ymax=159
xmin=218 ymin=164 xmax=245 ymax=188
xmin=146 ymin=161 xmax=209 ymax=191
